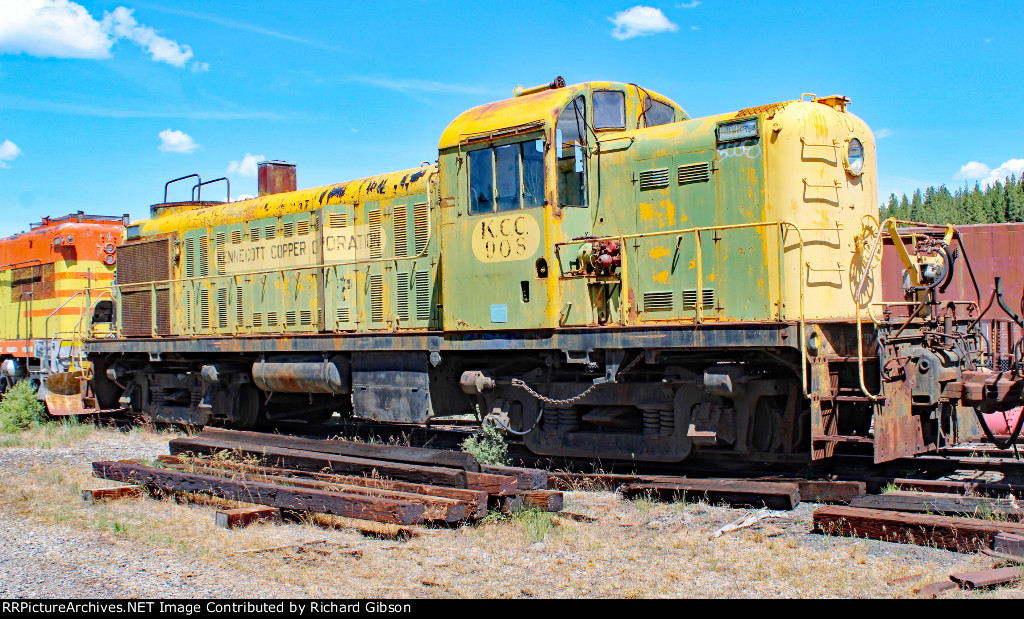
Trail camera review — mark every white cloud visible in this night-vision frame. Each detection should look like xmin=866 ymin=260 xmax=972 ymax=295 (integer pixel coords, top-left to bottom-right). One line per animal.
xmin=227 ymin=153 xmax=265 ymax=178
xmin=190 ymin=61 xmax=209 ymax=73
xmin=101 ymin=7 xmax=193 ymax=67
xmin=233 ymin=194 xmax=255 ymax=202
xmin=954 ymin=161 xmax=991 ymax=181
xmin=610 ymin=6 xmax=679 ymax=40
xmin=0 ymin=0 xmax=112 ymax=59
xmin=157 ymin=129 xmax=199 ymax=154
xmin=0 ymin=140 xmax=21 ymax=168
xmin=954 ymin=158 xmax=1024 ymax=187
xmin=0 ymin=1 xmax=202 ymax=69
xmin=981 ymin=159 xmax=1024 ymax=186
xmin=876 ymin=128 xmax=893 ymax=139
xmin=676 ymin=1 xmax=701 ymax=7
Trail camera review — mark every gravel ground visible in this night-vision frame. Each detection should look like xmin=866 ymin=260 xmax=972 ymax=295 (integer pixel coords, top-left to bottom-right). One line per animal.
xmin=0 ymin=427 xmax=1019 ymax=599
xmin=0 ymin=516 xmax=302 ymax=598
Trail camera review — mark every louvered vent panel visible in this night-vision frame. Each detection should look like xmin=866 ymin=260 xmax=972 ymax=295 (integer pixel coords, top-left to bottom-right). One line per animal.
xmin=394 ymin=209 xmax=408 ymax=258
xmin=267 ymin=312 xmax=278 ymax=327
xmin=297 ymin=220 xmax=311 ymax=236
xmin=300 ymin=310 xmax=313 ymax=325
xmin=678 ymin=163 xmax=711 ymax=185
xmin=250 ymin=227 xmax=261 ymax=242
xmin=198 ymin=236 xmax=209 ymax=277
xmin=369 ymin=274 xmax=384 ymax=322
xmin=368 ymin=210 xmax=383 ymax=259
xmin=199 ymin=288 xmax=210 ymax=328
xmin=312 ymin=215 xmax=320 ymax=231
xmin=643 ymin=291 xmax=674 ymax=312
xmin=265 ymin=225 xmax=277 ymax=240
xmin=413 ymin=203 xmax=429 ymax=253
xmin=182 ymin=237 xmax=195 ymax=279
xmin=231 ymin=229 xmax=244 ymax=244
xmin=682 ymin=289 xmax=716 ymax=309
xmin=236 ymin=286 xmax=244 ymax=327
xmin=336 ymin=307 xmax=350 ymax=324
xmin=186 ymin=294 xmax=192 ymax=330
xmin=396 ymin=272 xmax=410 ymax=321
xmin=415 ymin=271 xmax=431 ymax=321
xmin=215 ymin=233 xmax=226 ymax=273
xmin=217 ymin=287 xmax=228 ymax=329
xmin=285 ymin=311 xmax=297 ymax=326
xmin=253 ymin=312 xmax=263 ymax=328
xmin=282 ymin=222 xmax=295 ymax=237
xmin=329 ymin=213 xmax=348 ymax=228
xmin=639 ymin=168 xmax=670 ymax=190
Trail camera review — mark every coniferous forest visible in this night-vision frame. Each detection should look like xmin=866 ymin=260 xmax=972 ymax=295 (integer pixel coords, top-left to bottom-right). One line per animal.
xmin=879 ymin=175 xmax=1024 ymax=225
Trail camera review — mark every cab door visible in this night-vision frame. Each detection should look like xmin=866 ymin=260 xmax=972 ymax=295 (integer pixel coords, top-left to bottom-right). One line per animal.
xmin=441 ymin=135 xmax=549 ymax=330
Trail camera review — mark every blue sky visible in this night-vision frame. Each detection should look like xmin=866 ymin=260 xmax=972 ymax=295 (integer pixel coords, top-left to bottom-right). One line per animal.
xmin=0 ymin=1 xmax=1021 ymax=235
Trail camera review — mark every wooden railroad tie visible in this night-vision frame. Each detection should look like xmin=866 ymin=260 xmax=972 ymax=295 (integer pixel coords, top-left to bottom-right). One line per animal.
xmin=200 ymin=427 xmax=480 ymax=471
xmin=93 ymin=460 xmax=429 ymax=525
xmin=850 ymin=491 xmax=1024 ymax=520
xmin=618 ymin=479 xmax=801 ymax=511
xmin=81 ymin=485 xmax=144 ymax=504
xmin=812 ymin=505 xmax=1024 ymax=553
xmin=216 ymin=506 xmax=282 ymax=530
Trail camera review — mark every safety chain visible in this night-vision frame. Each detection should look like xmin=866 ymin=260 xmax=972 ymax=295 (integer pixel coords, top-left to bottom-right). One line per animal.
xmin=510 ymin=353 xmax=645 ymax=406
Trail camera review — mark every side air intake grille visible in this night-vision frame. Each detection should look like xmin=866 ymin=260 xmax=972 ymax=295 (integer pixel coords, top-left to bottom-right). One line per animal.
xmin=643 ymin=291 xmax=674 ymax=312
xmin=682 ymin=288 xmax=717 ymax=309
xmin=638 ymin=168 xmax=670 ymax=191
xmin=678 ymin=162 xmax=711 ymax=184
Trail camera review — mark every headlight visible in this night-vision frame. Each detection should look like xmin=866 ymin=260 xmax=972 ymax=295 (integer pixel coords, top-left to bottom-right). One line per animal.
xmin=718 ymin=118 xmax=758 ymax=142
xmin=845 ymin=137 xmax=864 ymax=176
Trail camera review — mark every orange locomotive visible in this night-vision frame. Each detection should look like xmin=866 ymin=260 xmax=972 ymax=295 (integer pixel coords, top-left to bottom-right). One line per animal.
xmin=0 ymin=212 xmax=126 ymax=409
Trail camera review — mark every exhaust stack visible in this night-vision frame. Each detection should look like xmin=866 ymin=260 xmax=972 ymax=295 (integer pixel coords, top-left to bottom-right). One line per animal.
xmin=258 ymin=160 xmax=297 ymax=196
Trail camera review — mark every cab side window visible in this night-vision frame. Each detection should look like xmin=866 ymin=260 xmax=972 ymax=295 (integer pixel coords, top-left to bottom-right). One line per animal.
xmin=593 ymin=91 xmax=625 ymax=130
xmin=469 ymin=138 xmax=546 ymax=215
xmin=556 ymin=95 xmax=588 ymax=208
xmin=641 ymin=96 xmax=675 ymax=128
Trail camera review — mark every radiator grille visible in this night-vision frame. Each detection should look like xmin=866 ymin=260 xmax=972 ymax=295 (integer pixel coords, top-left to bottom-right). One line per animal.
xmin=216 ymin=288 xmax=228 ymax=329
xmin=297 ymin=220 xmax=311 ymax=236
xmin=643 ymin=291 xmax=673 ymax=312
xmin=282 ymin=222 xmax=295 ymax=237
xmin=117 ymin=238 xmax=171 ymax=336
xmin=678 ymin=162 xmax=711 ymax=184
xmin=10 ymin=264 xmax=55 ymax=302
xmin=639 ymin=168 xmax=670 ymax=190
xmin=117 ymin=238 xmax=170 ymax=285
xmin=329 ymin=213 xmax=348 ymax=228
xmin=199 ymin=288 xmax=210 ymax=328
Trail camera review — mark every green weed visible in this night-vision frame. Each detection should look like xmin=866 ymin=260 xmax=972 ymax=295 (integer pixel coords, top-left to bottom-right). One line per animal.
xmin=0 ymin=380 xmax=46 ymax=432
xmin=460 ymin=424 xmax=509 ymax=466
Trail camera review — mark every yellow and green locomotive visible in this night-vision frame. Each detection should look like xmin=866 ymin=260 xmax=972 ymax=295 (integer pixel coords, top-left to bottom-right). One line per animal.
xmin=86 ymin=79 xmax=1020 ymax=465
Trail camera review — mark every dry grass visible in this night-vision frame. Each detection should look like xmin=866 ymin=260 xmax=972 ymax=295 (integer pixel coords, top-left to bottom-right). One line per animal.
xmin=0 ymin=424 xmax=1021 ymax=598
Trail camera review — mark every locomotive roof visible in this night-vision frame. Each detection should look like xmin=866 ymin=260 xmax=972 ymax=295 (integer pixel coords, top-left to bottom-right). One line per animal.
xmin=438 ymin=81 xmax=682 ymax=151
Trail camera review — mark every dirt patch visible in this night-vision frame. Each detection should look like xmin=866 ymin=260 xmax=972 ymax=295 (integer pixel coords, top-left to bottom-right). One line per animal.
xmin=0 ymin=424 xmax=1022 ymax=598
